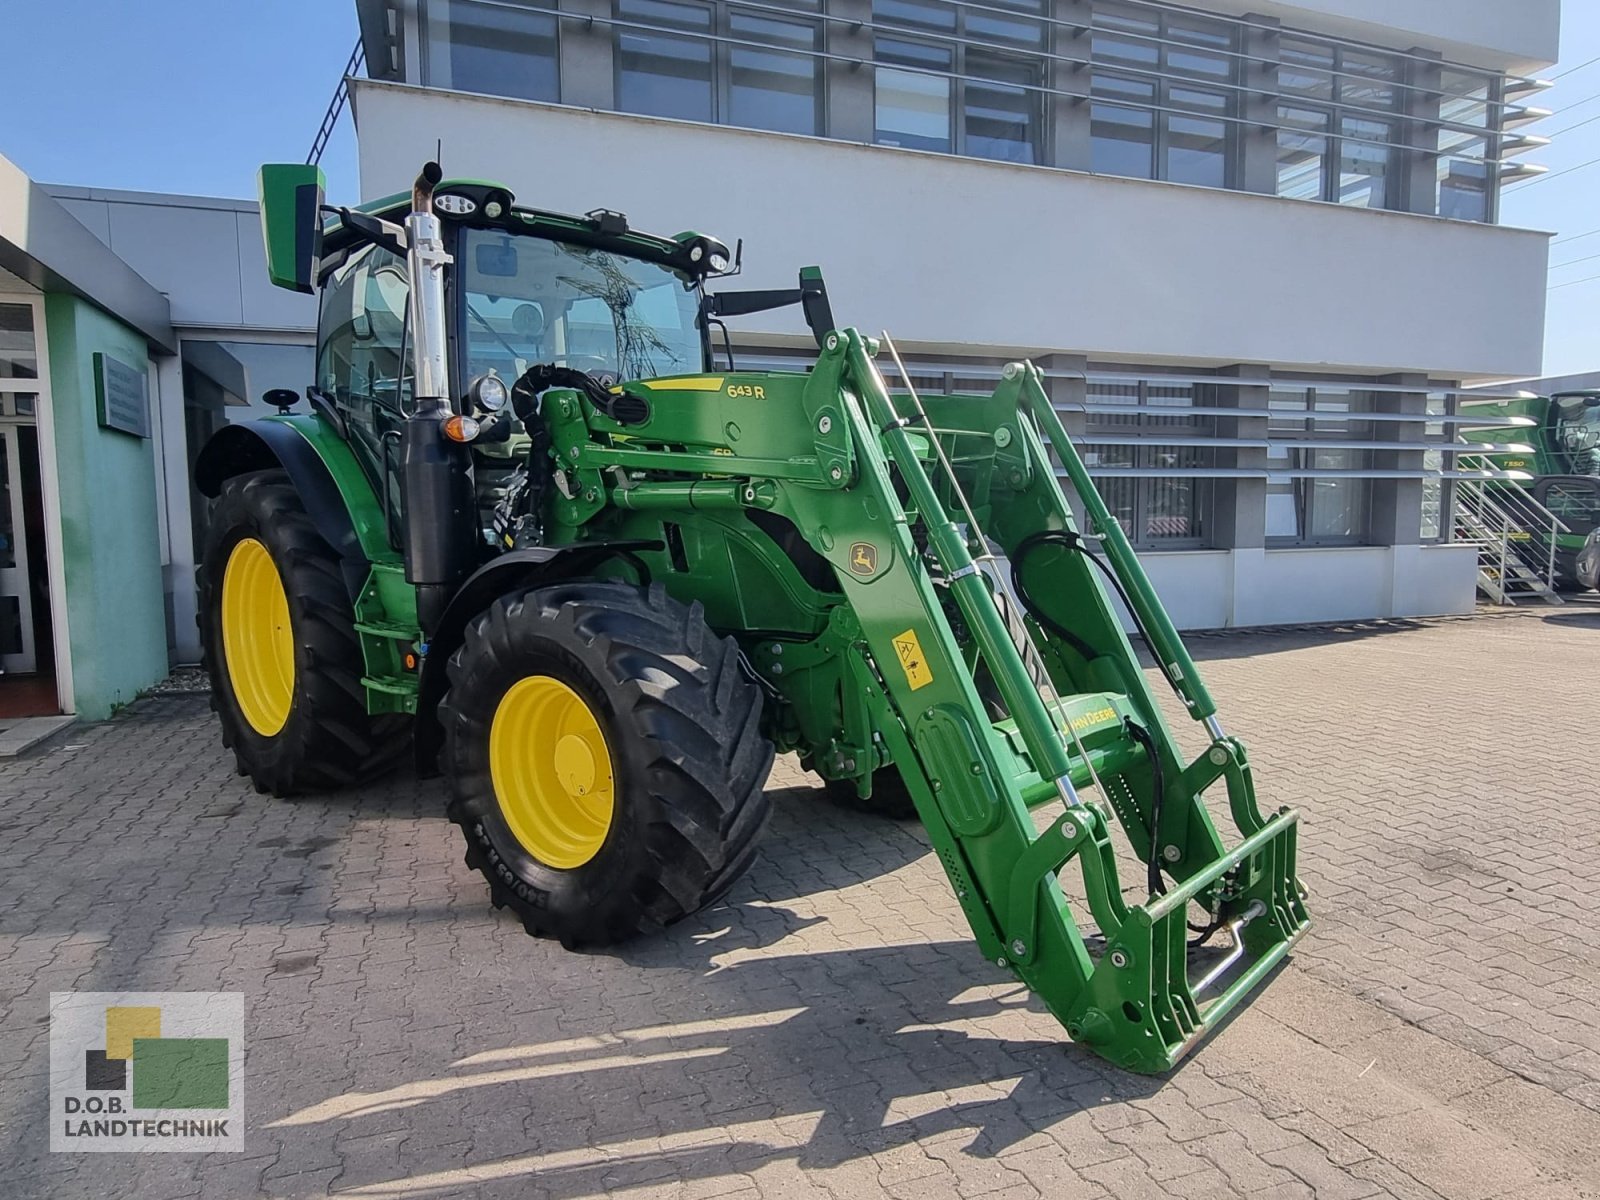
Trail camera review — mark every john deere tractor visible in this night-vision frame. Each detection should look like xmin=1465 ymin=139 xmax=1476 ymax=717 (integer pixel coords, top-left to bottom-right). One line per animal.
xmin=194 ymin=162 xmax=1308 ymax=1073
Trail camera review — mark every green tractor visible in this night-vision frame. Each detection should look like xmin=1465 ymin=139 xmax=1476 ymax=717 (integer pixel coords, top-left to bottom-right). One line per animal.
xmin=194 ymin=162 xmax=1308 ymax=1073
xmin=1461 ymin=391 xmax=1600 ymax=590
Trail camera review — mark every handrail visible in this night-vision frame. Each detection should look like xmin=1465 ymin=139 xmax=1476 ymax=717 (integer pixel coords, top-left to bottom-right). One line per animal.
xmin=1452 ymin=464 xmax=1570 ymax=603
xmin=434 ymin=0 xmax=1532 ymax=169
xmin=308 ymin=40 xmax=366 ymax=166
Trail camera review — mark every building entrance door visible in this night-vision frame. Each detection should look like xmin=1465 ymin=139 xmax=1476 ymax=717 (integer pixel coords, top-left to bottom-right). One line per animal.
xmin=0 ymin=415 xmax=43 ymax=675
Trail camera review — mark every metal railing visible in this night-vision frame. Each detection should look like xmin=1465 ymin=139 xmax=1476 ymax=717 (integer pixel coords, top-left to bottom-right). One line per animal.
xmin=308 ymin=41 xmax=367 ymax=167
xmin=435 ymin=0 xmax=1536 ymax=178
xmin=1452 ymin=468 xmax=1569 ymax=605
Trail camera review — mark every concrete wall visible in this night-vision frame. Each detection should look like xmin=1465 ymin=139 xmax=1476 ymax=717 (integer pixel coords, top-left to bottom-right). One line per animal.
xmin=47 ymin=187 xmax=316 ymax=335
xmin=1139 ymin=543 xmax=1478 ymax=630
xmin=353 ymin=82 xmax=1550 ymax=381
xmin=43 ymin=294 xmax=168 ymax=718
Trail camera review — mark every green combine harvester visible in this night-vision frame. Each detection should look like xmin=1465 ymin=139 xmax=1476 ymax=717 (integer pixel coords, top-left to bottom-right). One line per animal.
xmin=194 ymin=161 xmax=1308 ymax=1073
xmin=1461 ymin=390 xmax=1600 ymax=590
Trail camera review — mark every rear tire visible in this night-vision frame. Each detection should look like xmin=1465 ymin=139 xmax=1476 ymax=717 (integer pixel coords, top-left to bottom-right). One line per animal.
xmin=197 ymin=469 xmax=410 ymax=796
xmin=440 ymin=581 xmax=773 ymax=948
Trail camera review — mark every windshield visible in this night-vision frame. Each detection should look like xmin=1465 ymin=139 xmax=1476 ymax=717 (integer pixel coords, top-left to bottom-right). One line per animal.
xmin=459 ymin=228 xmax=704 ymax=387
xmin=1543 ymin=480 xmax=1600 ymax=536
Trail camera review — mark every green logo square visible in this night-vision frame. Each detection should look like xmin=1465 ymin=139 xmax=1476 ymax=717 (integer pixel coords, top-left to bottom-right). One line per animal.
xmin=131 ymin=1038 xmax=229 ymax=1110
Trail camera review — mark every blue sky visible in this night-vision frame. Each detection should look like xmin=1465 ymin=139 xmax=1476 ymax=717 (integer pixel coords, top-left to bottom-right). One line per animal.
xmin=1503 ymin=5 xmax=1600 ymax=379
xmin=1 ymin=1 xmax=361 ymax=202
xmin=1 ymin=2 xmax=1594 ymax=377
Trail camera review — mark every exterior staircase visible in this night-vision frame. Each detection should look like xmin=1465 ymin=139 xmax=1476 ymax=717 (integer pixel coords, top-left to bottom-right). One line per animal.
xmin=1453 ymin=474 xmax=1568 ymax=606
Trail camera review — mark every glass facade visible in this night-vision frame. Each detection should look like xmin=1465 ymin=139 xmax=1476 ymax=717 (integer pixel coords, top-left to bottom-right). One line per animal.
xmin=1091 ymin=4 xmax=1233 ymax=188
xmin=1083 ymin=379 xmax=1215 ymax=548
xmin=417 ymin=0 xmax=1519 ymax=219
xmin=440 ymin=0 xmax=560 ymax=103
xmin=1267 ymin=387 xmax=1372 ymax=544
xmin=873 ymin=0 xmax=1045 ymax=164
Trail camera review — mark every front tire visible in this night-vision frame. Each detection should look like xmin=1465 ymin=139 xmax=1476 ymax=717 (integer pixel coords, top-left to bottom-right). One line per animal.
xmin=440 ymin=581 xmax=773 ymax=948
xmin=198 ymin=469 xmax=409 ymax=796
xmin=1577 ymin=536 xmax=1600 ymax=592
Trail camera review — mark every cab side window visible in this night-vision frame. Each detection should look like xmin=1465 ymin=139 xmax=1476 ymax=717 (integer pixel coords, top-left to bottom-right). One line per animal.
xmin=316 ymin=246 xmax=411 ymax=482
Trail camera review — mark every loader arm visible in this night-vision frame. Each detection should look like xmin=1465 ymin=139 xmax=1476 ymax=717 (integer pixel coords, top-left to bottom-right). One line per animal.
xmin=541 ymin=329 xmax=1309 ymax=1073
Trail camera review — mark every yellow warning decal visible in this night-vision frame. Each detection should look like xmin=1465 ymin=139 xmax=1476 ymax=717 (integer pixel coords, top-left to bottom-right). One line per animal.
xmin=892 ymin=628 xmax=935 ymax=691
xmin=635 ymin=376 xmax=726 ymax=391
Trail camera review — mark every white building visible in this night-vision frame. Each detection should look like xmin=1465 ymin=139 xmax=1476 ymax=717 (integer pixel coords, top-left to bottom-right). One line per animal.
xmin=348 ymin=0 xmax=1560 ymax=627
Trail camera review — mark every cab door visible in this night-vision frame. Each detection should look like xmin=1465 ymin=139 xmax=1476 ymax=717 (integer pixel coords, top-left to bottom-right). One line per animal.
xmin=315 ymin=245 xmax=411 ymax=542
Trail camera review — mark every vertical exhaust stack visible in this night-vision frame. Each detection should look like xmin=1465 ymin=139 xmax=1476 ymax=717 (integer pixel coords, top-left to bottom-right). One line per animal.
xmin=400 ymin=161 xmax=477 ymax=636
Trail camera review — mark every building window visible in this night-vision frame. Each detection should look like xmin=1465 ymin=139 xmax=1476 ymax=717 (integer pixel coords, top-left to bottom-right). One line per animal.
xmin=1274 ymin=39 xmax=1402 ymax=209
xmin=617 ymin=0 xmax=715 ymax=122
xmin=873 ymin=0 xmax=1046 ymax=165
xmin=0 ymin=303 xmax=39 ymax=385
xmin=1083 ymin=379 xmax=1215 ymax=548
xmin=1438 ymin=69 xmax=1496 ymax=222
xmin=1091 ymin=4 xmax=1236 ymax=187
xmin=1420 ymin=395 xmax=1448 ymax=541
xmin=614 ymin=0 xmax=821 ymax=135
xmin=1267 ymin=387 xmax=1371 ymax=544
xmin=440 ymin=0 xmax=560 ymax=103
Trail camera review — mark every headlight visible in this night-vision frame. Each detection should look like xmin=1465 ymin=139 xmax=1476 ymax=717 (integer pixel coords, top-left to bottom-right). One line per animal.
xmin=469 ymin=372 xmax=509 ymax=413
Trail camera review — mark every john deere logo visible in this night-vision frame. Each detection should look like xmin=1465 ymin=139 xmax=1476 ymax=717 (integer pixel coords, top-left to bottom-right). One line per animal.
xmin=849 ymin=542 xmax=878 ymax=576
xmin=50 ymin=991 xmax=244 ymax=1152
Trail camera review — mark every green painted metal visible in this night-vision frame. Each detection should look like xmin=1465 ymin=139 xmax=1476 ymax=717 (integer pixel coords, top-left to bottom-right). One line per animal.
xmin=229 ymin=183 xmax=1309 ymax=1071
xmin=257 ymin=164 xmax=326 ymax=294
xmin=1461 ymin=393 xmax=1600 ymax=585
xmin=262 ymin=412 xmax=420 ymax=713
xmin=532 ymin=333 xmax=1309 ymax=1072
xmin=1462 ymin=392 xmax=1600 ymax=480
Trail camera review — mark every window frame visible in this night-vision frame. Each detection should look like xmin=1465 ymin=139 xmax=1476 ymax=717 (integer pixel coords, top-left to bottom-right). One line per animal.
xmin=430 ymin=0 xmax=563 ymax=103
xmin=871 ymin=0 xmax=1048 ymax=165
xmin=1267 ymin=386 xmax=1374 ymax=547
xmin=1274 ymin=38 xmax=1405 ymax=211
xmin=1083 ymin=378 xmax=1218 ymax=551
xmin=1089 ymin=3 xmax=1238 ymax=188
xmin=614 ymin=0 xmax=824 ymax=137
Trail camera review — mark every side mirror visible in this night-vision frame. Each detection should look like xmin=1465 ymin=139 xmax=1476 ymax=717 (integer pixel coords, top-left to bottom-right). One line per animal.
xmin=258 ymin=163 xmax=326 ymax=294
xmin=264 ymin=388 xmax=300 ymax=413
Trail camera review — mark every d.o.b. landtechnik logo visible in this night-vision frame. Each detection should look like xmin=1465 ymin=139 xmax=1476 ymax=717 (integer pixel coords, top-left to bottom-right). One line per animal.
xmin=49 ymin=992 xmax=244 ymax=1152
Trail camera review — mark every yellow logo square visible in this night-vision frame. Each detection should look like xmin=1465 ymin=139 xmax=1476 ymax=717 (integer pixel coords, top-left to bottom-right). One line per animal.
xmin=105 ymin=1006 xmax=161 ymax=1061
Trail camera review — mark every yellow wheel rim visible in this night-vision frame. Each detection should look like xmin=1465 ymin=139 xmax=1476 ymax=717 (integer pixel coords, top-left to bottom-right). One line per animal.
xmin=489 ymin=676 xmax=616 ymax=869
xmin=220 ymin=537 xmax=295 ymax=737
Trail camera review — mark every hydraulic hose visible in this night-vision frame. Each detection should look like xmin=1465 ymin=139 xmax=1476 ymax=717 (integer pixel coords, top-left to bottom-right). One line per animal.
xmin=1011 ymin=530 xmax=1186 ymax=701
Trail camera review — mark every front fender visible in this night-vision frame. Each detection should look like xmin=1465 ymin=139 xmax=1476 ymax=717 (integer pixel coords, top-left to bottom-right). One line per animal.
xmin=413 ymin=541 xmax=661 ymax=777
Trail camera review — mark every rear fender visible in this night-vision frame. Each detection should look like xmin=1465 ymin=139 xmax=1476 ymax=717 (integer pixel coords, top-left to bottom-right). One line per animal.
xmin=413 ymin=541 xmax=661 ymax=777
xmin=195 ymin=417 xmax=392 ymax=601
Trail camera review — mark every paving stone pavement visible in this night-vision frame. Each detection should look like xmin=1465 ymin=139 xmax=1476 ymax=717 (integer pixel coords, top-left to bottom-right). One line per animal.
xmin=3 ymin=603 xmax=1600 ymax=1199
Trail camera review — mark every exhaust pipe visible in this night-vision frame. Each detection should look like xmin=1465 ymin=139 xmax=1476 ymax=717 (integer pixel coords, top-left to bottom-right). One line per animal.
xmin=400 ymin=161 xmax=475 ymax=636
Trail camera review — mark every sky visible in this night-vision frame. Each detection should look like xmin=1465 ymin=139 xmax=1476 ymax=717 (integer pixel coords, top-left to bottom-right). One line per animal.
xmin=1502 ymin=5 xmax=1600 ymax=379
xmin=1 ymin=1 xmax=361 ymax=203
xmin=0 ymin=2 xmax=1596 ymax=377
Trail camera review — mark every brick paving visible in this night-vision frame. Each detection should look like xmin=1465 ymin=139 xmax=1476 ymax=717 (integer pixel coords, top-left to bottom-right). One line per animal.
xmin=3 ymin=602 xmax=1600 ymax=1198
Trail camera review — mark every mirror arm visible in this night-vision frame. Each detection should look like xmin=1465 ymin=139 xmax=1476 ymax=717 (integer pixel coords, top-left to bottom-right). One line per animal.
xmin=335 ymin=208 xmax=409 ymax=259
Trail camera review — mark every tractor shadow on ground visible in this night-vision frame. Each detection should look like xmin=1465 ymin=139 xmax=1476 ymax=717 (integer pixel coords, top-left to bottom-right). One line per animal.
xmin=1179 ymin=617 xmax=1446 ymax=663
xmin=262 ymin=931 xmax=1183 ymax=1200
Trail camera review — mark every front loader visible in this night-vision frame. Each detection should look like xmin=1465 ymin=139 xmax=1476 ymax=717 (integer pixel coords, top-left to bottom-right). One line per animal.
xmin=194 ymin=161 xmax=1308 ymax=1073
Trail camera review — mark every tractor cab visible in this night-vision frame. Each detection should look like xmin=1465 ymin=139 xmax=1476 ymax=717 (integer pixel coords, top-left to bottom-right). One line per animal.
xmin=1550 ymin=391 xmax=1600 ymax=476
xmin=269 ymin=166 xmax=833 ymax=567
